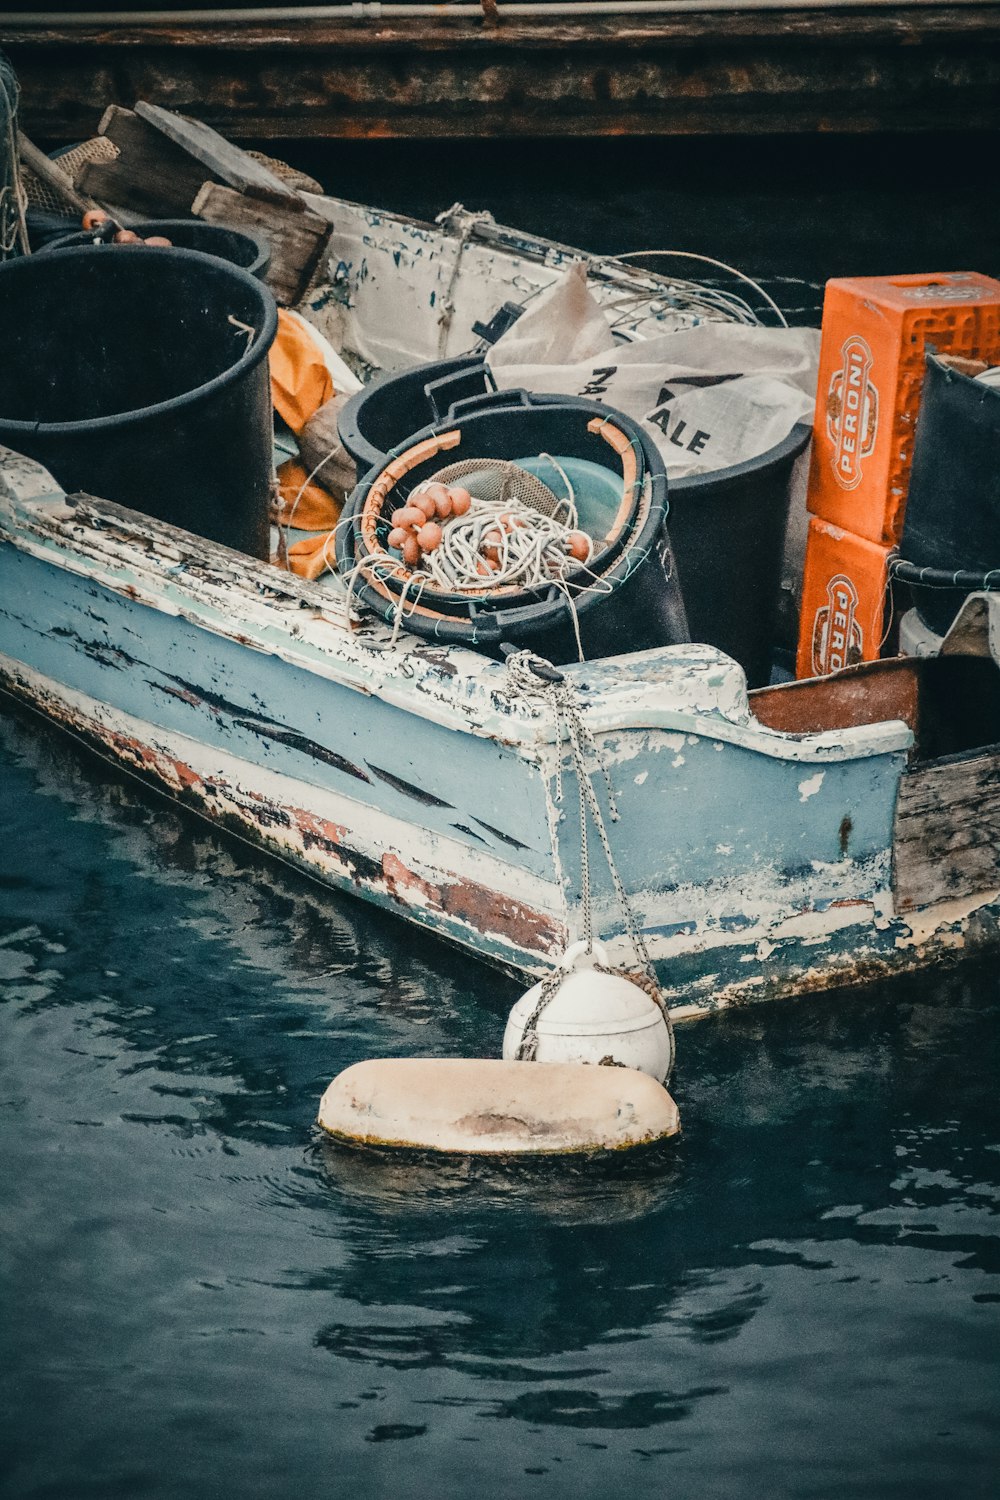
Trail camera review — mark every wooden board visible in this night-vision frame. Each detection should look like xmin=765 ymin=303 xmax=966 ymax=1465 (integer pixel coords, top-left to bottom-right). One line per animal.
xmin=191 ymin=181 xmax=333 ymax=307
xmin=893 ymin=744 xmax=1000 ymax=911
xmin=135 ymin=101 xmax=302 ymax=209
xmin=77 ymin=105 xmax=211 ymax=217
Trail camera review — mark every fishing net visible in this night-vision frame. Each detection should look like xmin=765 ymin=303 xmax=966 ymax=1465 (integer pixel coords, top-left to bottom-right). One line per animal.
xmin=247 ymin=150 xmax=323 ymax=196
xmin=0 ymin=50 xmax=28 ymax=257
xmin=20 ymin=135 xmax=117 ymax=214
xmin=431 ymin=457 xmax=564 ymax=519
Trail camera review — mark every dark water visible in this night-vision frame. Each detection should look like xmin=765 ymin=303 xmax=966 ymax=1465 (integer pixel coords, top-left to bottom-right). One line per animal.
xmin=2 ymin=705 xmax=999 ymax=1499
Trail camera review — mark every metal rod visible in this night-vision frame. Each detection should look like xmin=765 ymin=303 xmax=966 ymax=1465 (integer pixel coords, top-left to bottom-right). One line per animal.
xmin=5 ymin=0 xmax=998 ymax=26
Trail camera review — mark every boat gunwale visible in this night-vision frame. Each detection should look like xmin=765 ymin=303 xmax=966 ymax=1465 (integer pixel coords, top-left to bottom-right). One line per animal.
xmin=0 ymin=448 xmax=914 ymax=765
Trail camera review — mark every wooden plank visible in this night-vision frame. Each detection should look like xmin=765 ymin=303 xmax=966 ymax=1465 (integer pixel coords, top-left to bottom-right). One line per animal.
xmin=893 ymin=744 xmax=1000 ymax=910
xmin=134 ymin=100 xmax=303 ymax=209
xmin=191 ymin=182 xmax=333 ymax=307
xmin=77 ymin=105 xmax=210 ymax=217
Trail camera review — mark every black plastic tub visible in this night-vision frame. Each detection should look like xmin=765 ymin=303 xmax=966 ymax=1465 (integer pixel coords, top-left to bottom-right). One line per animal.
xmin=668 ymin=423 xmax=812 ymax=688
xmin=337 ymin=386 xmax=689 ymax=664
xmin=39 ymin=219 xmax=272 ymax=280
xmin=896 ymin=353 xmax=1000 ymax=636
xmin=0 ymin=246 xmax=278 ymax=560
xmin=338 ymin=355 xmax=487 ymax=476
xmin=340 ymin=356 xmax=810 ymax=683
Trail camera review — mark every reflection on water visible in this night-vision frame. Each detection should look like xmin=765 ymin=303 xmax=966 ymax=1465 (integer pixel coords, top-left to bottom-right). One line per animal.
xmin=2 ymin=706 xmax=999 ymax=1499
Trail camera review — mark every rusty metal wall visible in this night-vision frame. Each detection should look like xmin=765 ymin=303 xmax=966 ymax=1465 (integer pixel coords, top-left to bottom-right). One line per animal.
xmin=4 ymin=8 xmax=1000 ymax=141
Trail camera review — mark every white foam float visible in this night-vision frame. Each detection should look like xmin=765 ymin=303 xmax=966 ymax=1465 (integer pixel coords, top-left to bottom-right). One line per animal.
xmin=503 ymin=940 xmax=674 ymax=1083
xmin=318 ymin=1058 xmax=680 ymax=1156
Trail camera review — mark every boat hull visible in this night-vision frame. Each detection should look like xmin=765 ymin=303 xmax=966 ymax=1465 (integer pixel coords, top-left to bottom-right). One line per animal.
xmin=5 ymin=646 xmax=999 ymax=1019
xmin=3 ymin=463 xmax=999 ymax=1016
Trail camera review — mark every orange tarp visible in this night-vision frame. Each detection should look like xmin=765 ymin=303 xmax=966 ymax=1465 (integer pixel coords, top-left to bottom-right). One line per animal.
xmin=285 ymin=531 xmax=339 ymax=582
xmin=275 ymin=458 xmax=343 ymax=532
xmin=270 ymin=307 xmax=334 ymax=434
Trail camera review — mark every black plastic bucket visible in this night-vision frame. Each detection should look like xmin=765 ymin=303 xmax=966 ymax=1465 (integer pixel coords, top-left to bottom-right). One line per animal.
xmin=895 ymin=353 xmax=1000 ymax=636
xmin=340 ymin=357 xmax=809 ymax=684
xmin=338 ymin=355 xmax=486 ymax=476
xmin=39 ymin=220 xmax=272 ymax=280
xmin=337 ymin=387 xmax=689 ymax=663
xmin=668 ymin=423 xmax=811 ymax=687
xmin=0 ymin=246 xmax=278 ymax=560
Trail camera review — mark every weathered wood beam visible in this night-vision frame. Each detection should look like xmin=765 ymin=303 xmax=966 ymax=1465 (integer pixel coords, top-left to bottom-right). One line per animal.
xmin=893 ymin=744 xmax=1000 ymax=910
xmin=3 ymin=8 xmax=1000 ymax=140
xmin=191 ymin=181 xmax=334 ymax=304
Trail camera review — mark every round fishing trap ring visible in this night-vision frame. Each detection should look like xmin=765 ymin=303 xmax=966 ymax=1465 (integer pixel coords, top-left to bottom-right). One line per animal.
xmin=335 ymin=391 xmax=687 ymax=660
xmin=342 ymin=413 xmax=642 ymax=602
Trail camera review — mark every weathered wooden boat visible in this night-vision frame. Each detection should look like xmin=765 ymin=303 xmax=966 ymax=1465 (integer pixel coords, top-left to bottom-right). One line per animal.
xmin=2 ymin=194 xmax=999 ymax=1019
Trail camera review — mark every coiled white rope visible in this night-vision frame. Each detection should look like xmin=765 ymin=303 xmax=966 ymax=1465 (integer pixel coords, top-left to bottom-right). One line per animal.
xmin=419 ymin=493 xmax=594 ymax=593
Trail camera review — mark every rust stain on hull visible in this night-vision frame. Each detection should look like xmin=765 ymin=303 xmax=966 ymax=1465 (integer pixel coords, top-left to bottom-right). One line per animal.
xmin=0 ymin=666 xmax=563 ymax=965
xmin=381 ymin=849 xmax=561 ymax=952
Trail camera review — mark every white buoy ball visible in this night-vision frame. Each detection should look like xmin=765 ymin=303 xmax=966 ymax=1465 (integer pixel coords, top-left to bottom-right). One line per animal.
xmin=503 ymin=941 xmax=674 ymax=1083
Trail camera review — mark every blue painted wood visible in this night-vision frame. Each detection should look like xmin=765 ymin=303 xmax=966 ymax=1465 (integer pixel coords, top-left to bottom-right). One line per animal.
xmin=549 ymin=728 xmax=904 ymax=909
xmin=4 ymin=479 xmax=999 ymax=1009
xmin=0 ymin=543 xmax=553 ymax=877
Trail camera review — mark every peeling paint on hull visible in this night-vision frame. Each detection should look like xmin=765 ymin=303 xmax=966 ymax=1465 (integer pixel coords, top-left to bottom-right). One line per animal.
xmin=3 ymin=424 xmax=1000 ymax=1016
xmin=0 ymin=658 xmax=566 ymax=975
xmin=2 ymin=644 xmax=998 ymax=1017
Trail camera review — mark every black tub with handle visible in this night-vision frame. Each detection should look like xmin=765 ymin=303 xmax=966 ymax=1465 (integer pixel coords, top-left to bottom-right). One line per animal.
xmin=39 ymin=219 xmax=272 ymax=280
xmin=894 ymin=352 xmax=1000 ymax=636
xmin=0 ymin=246 xmax=278 ymax=560
xmin=338 ymin=355 xmax=486 ymax=477
xmin=336 ymin=385 xmax=689 ymax=664
xmin=339 ymin=356 xmax=809 ymax=683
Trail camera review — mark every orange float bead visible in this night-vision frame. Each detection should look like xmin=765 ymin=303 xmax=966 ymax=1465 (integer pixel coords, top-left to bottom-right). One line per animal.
xmin=411 ymin=490 xmax=437 ymax=519
xmin=416 ymin=522 xmax=443 ymax=552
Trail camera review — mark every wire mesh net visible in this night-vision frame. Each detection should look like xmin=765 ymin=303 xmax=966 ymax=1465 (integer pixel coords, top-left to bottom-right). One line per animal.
xmin=431 ymin=458 xmax=563 ymax=518
xmin=21 ymin=136 xmax=117 ymax=214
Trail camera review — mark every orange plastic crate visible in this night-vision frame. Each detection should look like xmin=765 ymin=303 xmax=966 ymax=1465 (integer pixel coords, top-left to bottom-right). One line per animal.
xmin=806 ymin=272 xmax=1000 ymax=546
xmin=796 ymin=517 xmax=891 ymax=679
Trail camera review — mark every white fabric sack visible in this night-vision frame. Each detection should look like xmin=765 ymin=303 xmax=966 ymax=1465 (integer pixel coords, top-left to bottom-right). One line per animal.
xmin=487 ymin=263 xmax=820 ymax=477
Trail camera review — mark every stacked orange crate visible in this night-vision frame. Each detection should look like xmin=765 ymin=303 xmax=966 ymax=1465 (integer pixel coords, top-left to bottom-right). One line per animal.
xmin=796 ymin=272 xmax=1000 ymax=678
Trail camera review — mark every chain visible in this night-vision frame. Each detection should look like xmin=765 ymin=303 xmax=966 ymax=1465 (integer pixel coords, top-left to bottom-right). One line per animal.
xmin=504 ymin=650 xmax=674 ymax=1072
xmin=513 ymin=969 xmax=563 ymax=1063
